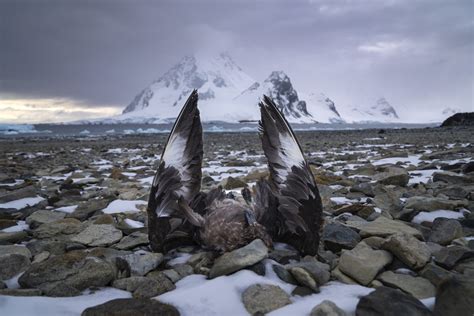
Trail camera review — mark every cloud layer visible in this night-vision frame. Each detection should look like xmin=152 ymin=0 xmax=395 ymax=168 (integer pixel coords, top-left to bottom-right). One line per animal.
xmin=1 ymin=0 xmax=472 ymax=123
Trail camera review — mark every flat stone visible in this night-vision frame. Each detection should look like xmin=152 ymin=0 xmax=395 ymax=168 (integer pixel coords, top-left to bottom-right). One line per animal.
xmin=71 ymin=224 xmax=122 ymax=247
xmin=268 ymin=248 xmax=300 ymax=264
xmin=339 ymin=242 xmax=392 ymax=285
xmin=428 ymin=218 xmax=463 ymax=246
xmin=433 ymin=246 xmax=474 ymax=269
xmin=219 ymin=176 xmax=247 ymax=189
xmin=420 ymin=262 xmax=456 ymax=287
xmin=67 ymin=199 xmax=110 ymax=221
xmin=310 ymin=300 xmax=347 ymax=316
xmin=209 ymin=239 xmax=268 ymax=278
xmin=434 ymin=276 xmax=474 ymax=316
xmin=290 ymin=267 xmax=319 ymax=292
xmin=382 ymin=233 xmax=431 ymax=270
xmin=117 ymin=251 xmax=163 ymax=276
xmin=0 ymin=288 xmax=42 ymax=296
xmin=18 ymin=250 xmax=115 ymax=296
xmin=33 ymin=218 xmax=83 ymax=239
xmin=358 ymin=216 xmax=423 ymax=238
xmin=374 ymin=167 xmax=409 ymax=187
xmin=26 ymin=210 xmax=66 ymax=229
xmin=272 ymin=264 xmax=298 ymax=285
xmin=356 ymin=286 xmax=432 ymax=316
xmin=112 ymin=276 xmax=149 ymax=292
xmin=285 ymin=258 xmax=330 ymax=286
xmin=322 ymin=222 xmax=361 ymax=252
xmin=377 ymin=271 xmax=436 ymax=299
xmin=404 ymin=196 xmax=467 ymax=211
xmin=331 ymin=266 xmax=359 ymax=285
xmin=433 ymin=171 xmax=474 ymax=185
xmin=113 ymin=232 xmax=149 ymax=250
xmin=132 ymin=274 xmax=176 ymax=299
xmin=242 ymin=283 xmax=291 ymax=315
xmin=82 ymin=298 xmax=180 ymax=316
xmin=0 ymin=231 xmax=28 ymax=244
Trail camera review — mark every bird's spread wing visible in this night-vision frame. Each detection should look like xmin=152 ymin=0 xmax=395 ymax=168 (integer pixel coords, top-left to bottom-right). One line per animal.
xmin=257 ymin=95 xmax=323 ymax=255
xmin=147 ymin=90 xmax=203 ymax=252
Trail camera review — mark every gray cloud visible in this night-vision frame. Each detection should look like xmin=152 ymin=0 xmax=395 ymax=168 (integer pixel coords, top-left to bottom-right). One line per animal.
xmin=0 ymin=0 xmax=472 ymax=115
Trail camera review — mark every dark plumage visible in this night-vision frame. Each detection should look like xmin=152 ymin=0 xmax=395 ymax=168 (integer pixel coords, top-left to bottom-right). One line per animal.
xmin=147 ymin=90 xmax=323 ymax=254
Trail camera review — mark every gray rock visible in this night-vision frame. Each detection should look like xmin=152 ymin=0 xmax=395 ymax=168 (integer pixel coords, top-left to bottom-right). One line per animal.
xmin=420 ymin=262 xmax=456 ymax=287
xmin=26 ymin=239 xmax=66 ymax=256
xmin=272 ymin=264 xmax=298 ymax=285
xmin=209 ymin=239 xmax=268 ymax=278
xmin=82 ymin=298 xmax=180 ymax=316
xmin=434 ymin=276 xmax=474 ymax=316
xmin=310 ymin=300 xmax=347 ymax=316
xmin=428 ymin=218 xmax=463 ymax=246
xmin=118 ymin=251 xmax=163 ymax=276
xmin=161 ymin=269 xmax=182 ymax=283
xmin=290 ymin=267 xmax=319 ymax=292
xmin=268 ymin=248 xmax=300 ymax=264
xmin=26 ymin=210 xmax=65 ymax=228
xmin=356 ymin=286 xmax=432 ymax=316
xmin=0 ymin=231 xmax=28 ymax=244
xmin=0 ymin=254 xmax=30 ymax=280
xmin=113 ymin=231 xmax=149 ymax=250
xmin=242 ymin=283 xmax=291 ymax=315
xmin=71 ymin=224 xmax=123 ymax=247
xmin=322 ymin=222 xmax=361 ymax=252
xmin=286 ymin=258 xmax=331 ymax=286
xmin=339 ymin=242 xmax=392 ymax=285
xmin=374 ymin=166 xmax=409 ymax=187
xmin=0 ymin=288 xmax=43 ymax=296
xmin=133 ymin=274 xmax=176 ymax=299
xmin=0 ymin=186 xmax=38 ymax=203
xmin=68 ymin=199 xmax=110 ymax=221
xmin=173 ymin=264 xmax=194 ymax=278
xmin=331 ymin=266 xmax=359 ymax=285
xmin=433 ymin=171 xmax=474 ymax=185
xmin=377 ymin=271 xmax=436 ymax=299
xmin=358 ymin=216 xmax=423 ymax=238
xmin=33 ymin=218 xmax=83 ymax=239
xmin=219 ymin=176 xmax=247 ymax=189
xmin=433 ymin=245 xmax=474 ymax=269
xmin=404 ymin=196 xmax=467 ymax=211
xmin=112 ymin=276 xmax=149 ymax=292
xmin=32 ymin=251 xmax=50 ymax=264
xmin=382 ymin=233 xmax=431 ymax=270
xmin=18 ymin=251 xmax=115 ymax=296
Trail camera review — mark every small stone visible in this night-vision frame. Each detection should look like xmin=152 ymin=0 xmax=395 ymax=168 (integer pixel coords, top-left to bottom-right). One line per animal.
xmin=290 ymin=267 xmax=319 ymax=292
xmin=339 ymin=242 xmax=392 ymax=285
xmin=33 ymin=218 xmax=82 ymax=239
xmin=71 ymin=224 xmax=123 ymax=247
xmin=382 ymin=233 xmax=431 ymax=270
xmin=374 ymin=167 xmax=409 ymax=187
xmin=268 ymin=248 xmax=300 ymax=264
xmin=112 ymin=276 xmax=148 ymax=292
xmin=219 ymin=176 xmax=247 ymax=189
xmin=428 ymin=218 xmax=463 ymax=246
xmin=310 ymin=300 xmax=347 ymax=316
xmin=377 ymin=271 xmax=436 ymax=299
xmin=32 ymin=251 xmax=50 ymax=264
xmin=331 ymin=266 xmax=359 ymax=285
xmin=82 ymin=298 xmax=180 ymax=316
xmin=358 ymin=216 xmax=423 ymax=238
xmin=285 ymin=258 xmax=330 ymax=286
xmin=173 ymin=264 xmax=194 ymax=278
xmin=161 ymin=269 xmax=182 ymax=283
xmin=133 ymin=276 xmax=176 ymax=299
xmin=356 ymin=286 xmax=432 ymax=316
xmin=322 ymin=222 xmax=361 ymax=252
xmin=0 ymin=231 xmax=28 ymax=244
xmin=113 ymin=232 xmax=149 ymax=250
xmin=291 ymin=286 xmax=313 ymax=297
xmin=404 ymin=196 xmax=467 ymax=211
xmin=272 ymin=264 xmax=298 ymax=285
xmin=242 ymin=283 xmax=291 ymax=315
xmin=117 ymin=251 xmax=163 ymax=276
xmin=209 ymin=239 xmax=268 ymax=278
xmin=25 ymin=210 xmax=65 ymax=229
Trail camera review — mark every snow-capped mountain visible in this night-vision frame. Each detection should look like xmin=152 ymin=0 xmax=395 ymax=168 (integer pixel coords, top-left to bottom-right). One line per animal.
xmin=304 ymin=93 xmax=344 ymax=123
xmin=346 ymin=98 xmax=400 ymax=123
xmin=234 ymin=71 xmax=314 ymax=123
xmin=111 ymin=53 xmax=402 ymax=124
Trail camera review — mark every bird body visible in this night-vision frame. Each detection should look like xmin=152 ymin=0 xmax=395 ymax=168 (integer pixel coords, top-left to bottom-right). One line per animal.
xmin=147 ymin=90 xmax=323 ymax=255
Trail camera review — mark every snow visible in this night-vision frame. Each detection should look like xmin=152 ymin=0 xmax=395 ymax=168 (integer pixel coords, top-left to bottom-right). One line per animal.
xmin=0 ymin=288 xmax=131 ymax=316
xmin=330 ymin=197 xmax=368 ymax=205
xmin=1 ymin=220 xmax=29 ymax=232
xmin=412 ymin=210 xmax=465 ymax=224
xmin=124 ymin=218 xmax=144 ymax=228
xmin=0 ymin=196 xmax=44 ymax=210
xmin=0 ymin=179 xmax=25 ymax=187
xmin=409 ymin=169 xmax=439 ymax=184
xmin=54 ymin=205 xmax=78 ymax=214
xmin=101 ymin=199 xmax=147 ymax=214
xmin=158 ymin=260 xmax=295 ymax=316
xmin=167 ymin=253 xmax=193 ymax=266
xmin=372 ymin=154 xmax=421 ymax=166
xmin=0 ymin=124 xmax=38 ymax=134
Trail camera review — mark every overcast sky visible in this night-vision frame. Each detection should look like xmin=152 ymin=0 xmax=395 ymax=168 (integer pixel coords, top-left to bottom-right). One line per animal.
xmin=1 ymin=0 xmax=473 ymax=123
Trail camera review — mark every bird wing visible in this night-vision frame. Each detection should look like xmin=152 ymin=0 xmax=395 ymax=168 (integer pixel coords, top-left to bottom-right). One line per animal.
xmin=257 ymin=95 xmax=323 ymax=255
xmin=147 ymin=90 xmax=203 ymax=252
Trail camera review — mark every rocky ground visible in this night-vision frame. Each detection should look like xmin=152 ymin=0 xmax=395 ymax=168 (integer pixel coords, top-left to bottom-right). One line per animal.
xmin=0 ymin=126 xmax=473 ymax=316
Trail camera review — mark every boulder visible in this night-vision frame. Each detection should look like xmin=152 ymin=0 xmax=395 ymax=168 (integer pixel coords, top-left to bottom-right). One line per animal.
xmin=338 ymin=242 xmax=392 ymax=285
xmin=374 ymin=167 xmax=409 ymax=187
xmin=434 ymin=276 xmax=474 ymax=316
xmin=428 ymin=218 xmax=463 ymax=246
xmin=382 ymin=233 xmax=431 ymax=270
xmin=209 ymin=239 xmax=268 ymax=278
xmin=18 ymin=250 xmax=115 ymax=296
xmin=241 ymin=283 xmax=291 ymax=315
xmin=82 ymin=298 xmax=180 ymax=316
xmin=71 ymin=224 xmax=123 ymax=247
xmin=356 ymin=286 xmax=432 ymax=316
xmin=440 ymin=112 xmax=474 ymax=127
xmin=322 ymin=222 xmax=361 ymax=252
xmin=377 ymin=271 xmax=435 ymax=299
xmin=310 ymin=300 xmax=347 ymax=316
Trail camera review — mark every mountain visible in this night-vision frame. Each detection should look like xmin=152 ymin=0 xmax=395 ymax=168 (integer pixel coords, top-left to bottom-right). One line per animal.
xmin=304 ymin=93 xmax=344 ymax=123
xmin=347 ymin=97 xmax=400 ymax=123
xmin=442 ymin=107 xmax=462 ymax=116
xmin=234 ymin=71 xmax=314 ymax=123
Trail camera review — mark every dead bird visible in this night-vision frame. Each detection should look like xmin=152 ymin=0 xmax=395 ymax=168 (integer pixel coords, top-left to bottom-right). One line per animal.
xmin=147 ymin=90 xmax=323 ymax=255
